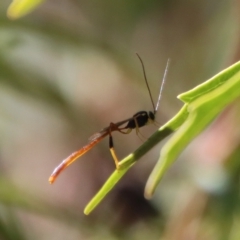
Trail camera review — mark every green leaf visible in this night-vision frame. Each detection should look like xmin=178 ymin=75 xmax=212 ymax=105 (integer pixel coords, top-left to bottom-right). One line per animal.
xmin=145 ymin=61 xmax=240 ymax=198
xmin=7 ymin=0 xmax=45 ymax=19
xmin=85 ymin=61 xmax=240 ymax=214
xmin=178 ymin=61 xmax=240 ymax=103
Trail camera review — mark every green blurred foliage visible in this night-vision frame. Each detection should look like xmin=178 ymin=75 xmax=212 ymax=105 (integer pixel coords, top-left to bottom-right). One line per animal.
xmin=7 ymin=0 xmax=46 ymax=19
xmin=1 ymin=0 xmax=240 ymax=239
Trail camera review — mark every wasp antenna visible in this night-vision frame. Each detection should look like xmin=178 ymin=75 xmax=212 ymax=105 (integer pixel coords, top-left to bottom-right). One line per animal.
xmin=136 ymin=53 xmax=155 ymax=112
xmin=155 ymin=58 xmax=170 ymax=114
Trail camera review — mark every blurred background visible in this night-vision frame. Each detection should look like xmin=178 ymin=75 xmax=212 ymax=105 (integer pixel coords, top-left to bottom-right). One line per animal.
xmin=1 ymin=0 xmax=240 ymax=239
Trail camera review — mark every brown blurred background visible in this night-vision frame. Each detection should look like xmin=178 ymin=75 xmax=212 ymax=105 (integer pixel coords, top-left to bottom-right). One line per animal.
xmin=1 ymin=0 xmax=240 ymax=239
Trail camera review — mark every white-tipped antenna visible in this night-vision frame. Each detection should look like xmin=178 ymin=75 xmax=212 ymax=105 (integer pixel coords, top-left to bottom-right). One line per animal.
xmin=154 ymin=59 xmax=170 ymax=114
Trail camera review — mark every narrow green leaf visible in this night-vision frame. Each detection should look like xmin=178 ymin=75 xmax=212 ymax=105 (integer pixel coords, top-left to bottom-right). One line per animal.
xmin=7 ymin=0 xmax=45 ymax=19
xmin=84 ymin=166 xmax=131 ymax=215
xmin=178 ymin=61 xmax=240 ymax=103
xmin=145 ymin=61 xmax=240 ymax=198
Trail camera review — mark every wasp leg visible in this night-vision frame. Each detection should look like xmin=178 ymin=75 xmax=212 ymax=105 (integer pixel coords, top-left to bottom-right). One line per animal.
xmin=133 ymin=118 xmax=146 ymax=142
xmin=118 ymin=128 xmax=132 ymax=134
xmin=108 ymin=122 xmax=124 ymax=170
xmin=109 ymin=135 xmax=121 ymax=170
xmin=153 ymin=120 xmax=160 ymax=127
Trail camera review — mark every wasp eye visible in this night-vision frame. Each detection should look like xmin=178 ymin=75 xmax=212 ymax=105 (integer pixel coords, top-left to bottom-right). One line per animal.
xmin=149 ymin=111 xmax=155 ymax=120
